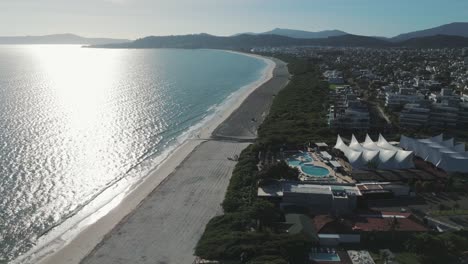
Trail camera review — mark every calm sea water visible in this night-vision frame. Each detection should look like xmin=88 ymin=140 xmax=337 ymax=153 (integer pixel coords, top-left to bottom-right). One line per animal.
xmin=0 ymin=45 xmax=267 ymax=262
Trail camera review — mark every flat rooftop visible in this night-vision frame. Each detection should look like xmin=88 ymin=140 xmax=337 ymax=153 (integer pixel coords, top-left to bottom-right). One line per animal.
xmin=352 ymin=169 xmax=438 ymax=182
xmin=315 ymin=142 xmax=328 ymax=147
xmin=258 ymin=182 xmax=362 ymax=197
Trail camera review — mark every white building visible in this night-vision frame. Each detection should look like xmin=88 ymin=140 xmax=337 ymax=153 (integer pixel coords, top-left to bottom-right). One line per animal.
xmin=329 ymin=90 xmax=370 ymax=131
xmin=429 ymin=88 xmax=460 ymax=103
xmin=385 ymin=87 xmax=425 ymax=109
xmin=458 ymin=102 xmax=468 ymax=128
xmin=329 ymin=107 xmax=370 ymax=131
xmin=324 ymin=70 xmax=345 ymax=84
xmin=430 ymin=102 xmax=459 ymax=128
xmin=399 ymin=99 xmax=468 ymax=129
xmin=399 ymin=103 xmax=431 ymax=128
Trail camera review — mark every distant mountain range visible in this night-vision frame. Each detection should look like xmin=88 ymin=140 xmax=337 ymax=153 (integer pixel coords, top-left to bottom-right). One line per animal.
xmin=264 ymin=28 xmax=348 ymax=38
xmin=0 ymin=33 xmax=130 ymax=45
xmin=92 ymin=33 xmax=394 ymax=49
xmin=235 ymin=28 xmax=348 ymax=39
xmin=392 ymin=22 xmax=468 ymax=41
xmin=91 ymin=33 xmax=468 ymax=49
xmin=233 ymin=23 xmax=468 ymax=41
xmin=3 ymin=22 xmax=468 ymax=48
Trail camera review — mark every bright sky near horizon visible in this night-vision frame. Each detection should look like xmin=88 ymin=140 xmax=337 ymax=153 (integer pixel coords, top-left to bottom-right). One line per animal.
xmin=1 ymin=0 xmax=467 ymax=39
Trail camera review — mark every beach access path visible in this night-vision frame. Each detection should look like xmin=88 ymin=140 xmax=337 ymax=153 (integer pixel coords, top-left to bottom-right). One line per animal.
xmin=39 ymin=56 xmax=288 ymax=264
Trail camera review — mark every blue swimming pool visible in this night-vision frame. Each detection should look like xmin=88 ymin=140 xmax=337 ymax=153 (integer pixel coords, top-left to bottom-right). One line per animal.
xmin=285 ymin=153 xmax=330 ymax=177
xmin=310 ymin=252 xmax=341 ymax=262
xmin=300 ymin=164 xmax=330 ymax=177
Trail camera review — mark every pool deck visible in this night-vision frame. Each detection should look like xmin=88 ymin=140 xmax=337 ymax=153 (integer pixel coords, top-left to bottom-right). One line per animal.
xmin=284 ymin=151 xmax=355 ymax=183
xmin=308 ymin=152 xmax=354 ymax=183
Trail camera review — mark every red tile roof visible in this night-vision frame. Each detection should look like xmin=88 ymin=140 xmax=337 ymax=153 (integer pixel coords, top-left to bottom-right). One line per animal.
xmin=351 ymin=216 xmax=427 ymax=232
xmin=313 ymin=212 xmax=427 ymax=233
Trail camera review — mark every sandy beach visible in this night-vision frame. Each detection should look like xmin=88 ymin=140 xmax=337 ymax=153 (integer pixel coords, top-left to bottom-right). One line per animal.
xmin=20 ymin=53 xmax=289 ymax=264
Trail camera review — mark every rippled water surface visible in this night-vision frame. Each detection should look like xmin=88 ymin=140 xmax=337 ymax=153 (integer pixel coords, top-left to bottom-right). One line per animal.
xmin=0 ymin=45 xmax=267 ymax=261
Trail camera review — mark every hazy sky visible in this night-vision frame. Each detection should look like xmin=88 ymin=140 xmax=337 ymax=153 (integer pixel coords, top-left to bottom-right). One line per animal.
xmin=1 ymin=0 xmax=468 ymax=39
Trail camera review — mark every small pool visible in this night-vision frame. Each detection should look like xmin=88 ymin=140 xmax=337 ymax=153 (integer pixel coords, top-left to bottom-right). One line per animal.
xmin=285 ymin=152 xmax=313 ymax=167
xmin=310 ymin=252 xmax=341 ymax=262
xmin=301 ymin=164 xmax=329 ymax=177
xmin=287 ymin=158 xmax=302 ymax=166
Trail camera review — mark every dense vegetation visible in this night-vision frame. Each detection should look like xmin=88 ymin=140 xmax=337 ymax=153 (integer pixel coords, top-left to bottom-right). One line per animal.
xmin=258 ymin=161 xmax=300 ymax=183
xmin=405 ymin=231 xmax=468 ymax=263
xmin=257 ymin=56 xmax=334 ymax=148
xmin=195 ymin=56 xmax=324 ymax=263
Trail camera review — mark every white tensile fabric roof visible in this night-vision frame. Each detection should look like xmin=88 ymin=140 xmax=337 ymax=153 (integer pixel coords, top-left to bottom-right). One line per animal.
xmin=334 ymin=134 xmax=414 ymax=170
xmin=400 ymin=134 xmax=468 ymax=173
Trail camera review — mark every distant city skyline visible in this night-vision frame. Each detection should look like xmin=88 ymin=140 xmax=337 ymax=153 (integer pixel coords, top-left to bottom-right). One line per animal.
xmin=1 ymin=0 xmax=468 ymax=39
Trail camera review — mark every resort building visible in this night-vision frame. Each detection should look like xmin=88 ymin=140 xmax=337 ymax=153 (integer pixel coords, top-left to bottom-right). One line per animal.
xmin=458 ymin=102 xmax=468 ymax=128
xmin=400 ymin=134 xmax=468 ymax=173
xmin=324 ymin=70 xmax=345 ymax=84
xmin=313 ymin=142 xmax=329 ymax=151
xmin=428 ymin=88 xmax=459 ymax=103
xmin=334 ymin=134 xmax=414 ymax=170
xmin=399 ymin=103 xmax=431 ymax=128
xmin=328 ymin=84 xmax=371 ymax=131
xmin=429 ymin=101 xmax=459 ymax=128
xmin=399 ymin=100 xmax=468 ymax=129
xmin=329 ymin=100 xmax=370 ymax=131
xmin=384 ymin=87 xmax=425 ymax=110
xmin=258 ymin=182 xmax=361 ymax=215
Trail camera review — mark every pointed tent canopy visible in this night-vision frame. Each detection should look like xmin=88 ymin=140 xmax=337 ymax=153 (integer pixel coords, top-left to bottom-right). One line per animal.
xmin=377 ymin=134 xmax=400 ymax=151
xmin=431 ymin=134 xmax=444 ymax=143
xmin=454 ymin=143 xmax=466 ymax=152
xmin=334 ymin=134 xmax=414 ymax=170
xmin=363 ymin=134 xmax=381 ymax=151
xmin=335 ymin=135 xmax=367 ymax=168
xmin=399 ymin=134 xmax=468 ymax=173
xmin=442 ymin=138 xmax=454 ymax=148
xmin=349 ymin=135 xmax=369 ymax=152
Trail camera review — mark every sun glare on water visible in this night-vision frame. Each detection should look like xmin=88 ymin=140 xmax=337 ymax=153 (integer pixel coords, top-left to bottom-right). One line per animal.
xmin=30 ymin=45 xmax=124 ymax=130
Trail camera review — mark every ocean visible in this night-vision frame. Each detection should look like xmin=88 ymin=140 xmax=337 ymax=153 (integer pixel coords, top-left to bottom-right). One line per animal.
xmin=0 ymin=45 xmax=268 ymax=262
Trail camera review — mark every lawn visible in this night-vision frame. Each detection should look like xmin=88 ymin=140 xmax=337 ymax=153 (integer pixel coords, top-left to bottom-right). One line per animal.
xmin=329 ymin=83 xmax=342 ymax=90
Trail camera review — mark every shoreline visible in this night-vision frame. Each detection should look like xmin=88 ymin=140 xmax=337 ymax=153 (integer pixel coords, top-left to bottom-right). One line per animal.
xmin=15 ymin=51 xmax=279 ymax=264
